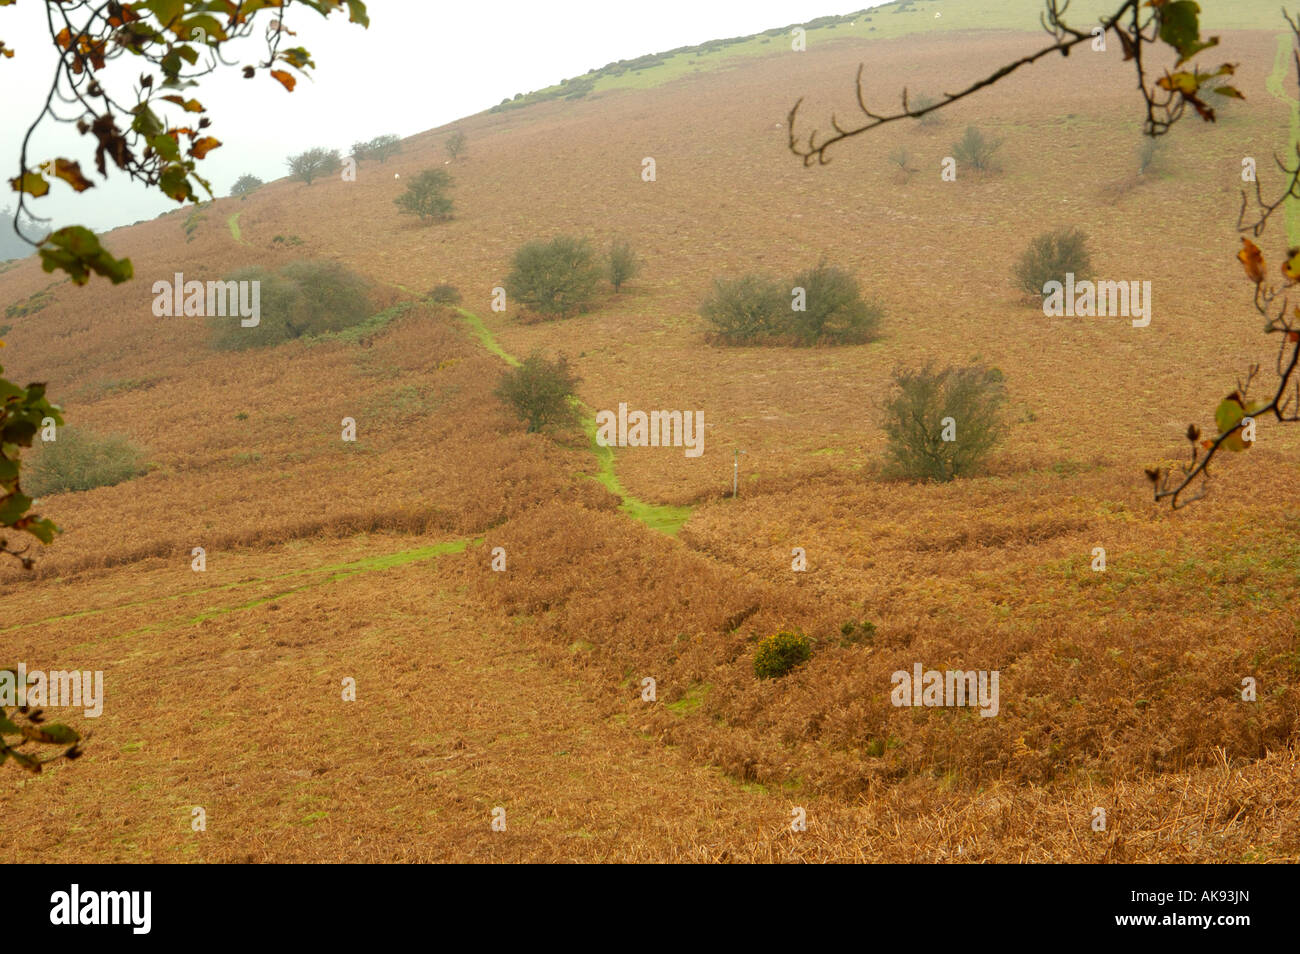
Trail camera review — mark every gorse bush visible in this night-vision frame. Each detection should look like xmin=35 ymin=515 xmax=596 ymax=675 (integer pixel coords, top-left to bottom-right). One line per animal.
xmin=505 ymin=236 xmax=603 ymax=319
xmin=207 ymin=260 xmax=372 ymax=351
xmin=394 ymin=169 xmax=454 ymax=222
xmin=286 ymin=147 xmax=342 ymax=185
xmin=701 ymin=264 xmax=883 ymax=346
xmin=608 ymin=238 xmax=640 ymax=292
xmin=25 ymin=428 xmax=147 ymax=496
xmin=880 ymin=362 xmax=1007 ymax=482
xmin=753 ymin=631 xmax=813 ymax=679
xmin=699 ymin=273 xmax=785 ymax=343
xmin=789 ymin=262 xmax=883 ymax=345
xmin=1013 ymin=227 xmax=1092 ymax=297
xmin=494 ymin=351 xmax=581 ymax=433
xmin=952 ymin=125 xmax=1002 ymax=172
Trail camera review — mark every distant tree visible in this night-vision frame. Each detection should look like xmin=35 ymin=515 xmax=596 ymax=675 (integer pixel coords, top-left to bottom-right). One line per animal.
xmin=951 ymin=125 xmax=1002 ymax=173
xmin=394 ymin=169 xmax=455 ymax=223
xmin=445 ymin=130 xmax=467 ymax=161
xmin=354 ymin=134 xmax=401 ymax=163
xmin=607 ymin=238 xmax=641 ymax=292
xmin=505 ymin=236 xmax=603 ymax=319
xmin=495 ymin=351 xmax=582 ymax=433
xmin=788 ymin=262 xmax=882 ymax=345
xmin=287 ymin=148 xmax=342 ymax=185
xmin=1013 ymin=227 xmax=1092 ymax=298
xmin=230 ymin=174 xmax=264 ymax=198
xmin=207 ymin=260 xmax=372 ymax=351
xmin=881 ymin=363 xmax=1007 ymax=482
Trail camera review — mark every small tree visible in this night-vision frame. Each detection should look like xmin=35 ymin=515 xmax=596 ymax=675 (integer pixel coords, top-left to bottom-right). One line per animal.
xmin=230 ymin=174 xmax=264 ymax=198
xmin=952 ymin=125 xmax=1002 ymax=173
xmin=788 ymin=262 xmax=882 ymax=345
xmin=207 ymin=261 xmax=372 ymax=351
xmin=880 ymin=363 xmax=1007 ymax=482
xmin=504 ymin=236 xmax=602 ymax=319
xmin=287 ymin=147 xmax=342 ymax=185
xmin=495 ymin=351 xmax=581 ymax=433
xmin=608 ymin=238 xmax=640 ymax=292
xmin=394 ymin=169 xmax=455 ymax=223
xmin=1012 ymin=227 xmax=1092 ymax=298
xmin=366 ymin=134 xmax=401 ymax=162
xmin=445 ymin=130 xmax=467 ymax=161
xmin=699 ymin=273 xmax=784 ymax=344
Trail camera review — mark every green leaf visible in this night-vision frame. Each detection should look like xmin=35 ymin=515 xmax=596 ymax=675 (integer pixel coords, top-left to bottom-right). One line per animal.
xmin=0 ymin=492 xmax=32 ymax=525
xmin=1158 ymin=1 xmax=1219 ymax=66
xmin=22 ymin=723 xmax=79 ymax=744
xmin=37 ymin=226 xmax=134 ymax=285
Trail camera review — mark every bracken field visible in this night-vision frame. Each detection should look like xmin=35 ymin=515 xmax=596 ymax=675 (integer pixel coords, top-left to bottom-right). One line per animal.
xmin=1 ymin=0 xmax=1298 ymax=863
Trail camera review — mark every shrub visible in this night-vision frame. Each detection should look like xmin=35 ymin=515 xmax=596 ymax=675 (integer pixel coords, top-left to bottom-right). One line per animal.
xmin=230 ymin=173 xmax=263 ymax=198
xmin=788 ymin=262 xmax=883 ymax=345
xmin=494 ymin=351 xmax=581 ymax=433
xmin=25 ymin=428 xmax=147 ymax=496
xmin=286 ymin=147 xmax=342 ymax=185
xmin=427 ymin=283 xmax=462 ymax=304
xmin=504 ymin=236 xmax=602 ymax=319
xmin=1012 ymin=227 xmax=1092 ymax=298
xmin=880 ymin=362 xmax=1008 ymax=482
xmin=353 ymin=134 xmax=401 ymax=163
xmin=912 ymin=93 xmax=942 ymax=127
xmin=753 ymin=631 xmax=812 ymax=679
xmin=888 ymin=146 xmax=916 ymax=180
xmin=608 ymin=238 xmax=640 ymax=292
xmin=699 ymin=273 xmax=784 ymax=343
xmin=207 ymin=260 xmax=372 ymax=351
xmin=394 ymin=169 xmax=455 ymax=223
xmin=952 ymin=125 xmax=1002 ymax=173
xmin=839 ymin=619 xmax=876 ymax=647
xmin=445 ymin=130 xmax=467 ymax=161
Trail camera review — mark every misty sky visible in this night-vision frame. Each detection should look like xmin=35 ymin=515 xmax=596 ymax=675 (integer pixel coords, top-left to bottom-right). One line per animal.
xmin=0 ymin=1 xmax=887 ymax=241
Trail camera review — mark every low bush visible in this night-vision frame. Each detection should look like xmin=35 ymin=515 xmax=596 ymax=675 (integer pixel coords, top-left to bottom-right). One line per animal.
xmin=25 ymin=428 xmax=147 ymax=496
xmin=880 ymin=362 xmax=1008 ymax=482
xmin=754 ymin=631 xmax=813 ymax=679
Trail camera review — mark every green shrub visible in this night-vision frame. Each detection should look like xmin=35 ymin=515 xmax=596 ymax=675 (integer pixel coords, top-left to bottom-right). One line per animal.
xmin=494 ymin=351 xmax=581 ymax=433
xmin=952 ymin=125 xmax=1002 ymax=173
xmin=230 ymin=174 xmax=263 ymax=198
xmin=207 ymin=260 xmax=372 ymax=351
xmin=25 ymin=428 xmax=147 ymax=496
xmin=608 ymin=238 xmax=640 ymax=292
xmin=427 ymin=283 xmax=462 ymax=304
xmin=699 ymin=273 xmax=784 ymax=343
xmin=1012 ymin=227 xmax=1092 ymax=298
xmin=753 ymin=631 xmax=813 ymax=679
xmin=286 ymin=147 xmax=342 ymax=185
xmin=839 ymin=619 xmax=877 ymax=647
xmin=912 ymin=93 xmax=942 ymax=127
xmin=505 ymin=236 xmax=602 ymax=319
xmin=394 ymin=169 xmax=454 ymax=223
xmin=789 ymin=262 xmax=883 ymax=345
xmin=880 ymin=362 xmax=1008 ymax=482
xmin=353 ymin=134 xmax=401 ymax=163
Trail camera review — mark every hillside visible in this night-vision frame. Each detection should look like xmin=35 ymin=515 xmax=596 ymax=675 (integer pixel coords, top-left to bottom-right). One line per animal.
xmin=1 ymin=2 xmax=1298 ymax=862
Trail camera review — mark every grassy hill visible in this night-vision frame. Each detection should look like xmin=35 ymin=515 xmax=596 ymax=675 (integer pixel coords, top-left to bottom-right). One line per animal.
xmin=1 ymin=2 xmax=1298 ymax=861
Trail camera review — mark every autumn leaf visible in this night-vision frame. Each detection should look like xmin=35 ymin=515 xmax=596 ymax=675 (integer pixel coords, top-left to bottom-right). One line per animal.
xmin=49 ymin=159 xmax=94 ymax=193
xmin=269 ymin=69 xmax=296 ymax=92
xmin=9 ymin=170 xmax=49 ymax=198
xmin=189 ymin=136 xmax=221 ymax=159
xmin=1238 ymin=237 xmax=1265 ymax=284
xmin=1284 ymin=247 xmax=1300 ymax=283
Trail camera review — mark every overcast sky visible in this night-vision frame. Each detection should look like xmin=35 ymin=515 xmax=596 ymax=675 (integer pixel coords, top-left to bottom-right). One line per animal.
xmin=0 ymin=1 xmax=884 ymax=239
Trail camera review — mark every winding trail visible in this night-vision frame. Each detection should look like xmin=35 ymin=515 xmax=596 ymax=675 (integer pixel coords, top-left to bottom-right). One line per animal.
xmin=226 ymin=211 xmax=247 ymax=246
xmin=452 ymin=306 xmax=694 ymax=535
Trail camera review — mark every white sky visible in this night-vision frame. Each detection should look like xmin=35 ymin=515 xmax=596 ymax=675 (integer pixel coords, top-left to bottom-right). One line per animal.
xmin=0 ymin=1 xmax=886 ymax=236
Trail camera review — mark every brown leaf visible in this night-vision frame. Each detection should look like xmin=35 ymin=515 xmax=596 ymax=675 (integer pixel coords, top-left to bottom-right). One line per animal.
xmin=269 ymin=69 xmax=296 ymax=92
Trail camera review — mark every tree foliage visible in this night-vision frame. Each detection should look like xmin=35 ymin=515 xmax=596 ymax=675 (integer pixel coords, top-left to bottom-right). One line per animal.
xmin=230 ymin=173 xmax=263 ymax=197
xmin=0 ymin=351 xmax=62 ymax=568
xmin=505 ymin=236 xmax=603 ymax=319
xmin=607 ymin=238 xmax=640 ymax=292
xmin=1 ymin=694 xmax=82 ymax=774
xmin=394 ymin=169 xmax=454 ymax=222
xmin=880 ymin=363 xmax=1007 ymax=482
xmin=494 ymin=351 xmax=581 ymax=433
xmin=207 ymin=260 xmax=372 ymax=351
xmin=951 ymin=125 xmax=1002 ymax=173
xmin=1012 ymin=227 xmax=1092 ymax=298
xmin=700 ymin=265 xmax=882 ymax=346
xmin=353 ymin=133 xmax=401 ymax=163
xmin=287 ymin=147 xmax=342 ymax=185
xmin=445 ymin=130 xmax=467 ymax=161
